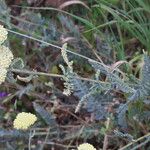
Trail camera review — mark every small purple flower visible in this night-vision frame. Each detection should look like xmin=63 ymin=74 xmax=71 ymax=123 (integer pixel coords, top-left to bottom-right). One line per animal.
xmin=0 ymin=92 xmax=8 ymax=99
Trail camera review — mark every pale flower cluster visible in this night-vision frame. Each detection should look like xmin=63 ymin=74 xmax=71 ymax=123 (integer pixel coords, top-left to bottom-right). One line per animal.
xmin=0 ymin=25 xmax=8 ymax=44
xmin=0 ymin=45 xmax=13 ymax=68
xmin=78 ymin=143 xmax=96 ymax=150
xmin=0 ymin=68 xmax=7 ymax=84
xmin=0 ymin=25 xmax=13 ymax=84
xmin=13 ymin=112 xmax=37 ymax=130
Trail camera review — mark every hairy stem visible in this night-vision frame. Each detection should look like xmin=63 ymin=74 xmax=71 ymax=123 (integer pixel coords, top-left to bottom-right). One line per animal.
xmin=11 ymin=68 xmax=105 ymax=84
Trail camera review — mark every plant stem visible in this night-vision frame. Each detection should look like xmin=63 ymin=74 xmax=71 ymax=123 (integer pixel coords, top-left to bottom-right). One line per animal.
xmin=28 ymin=129 xmax=36 ymax=150
xmin=11 ymin=68 xmax=105 ymax=84
xmin=119 ymin=132 xmax=150 ymax=150
xmin=7 ymin=29 xmax=103 ymax=65
xmin=103 ymin=118 xmax=110 ymax=150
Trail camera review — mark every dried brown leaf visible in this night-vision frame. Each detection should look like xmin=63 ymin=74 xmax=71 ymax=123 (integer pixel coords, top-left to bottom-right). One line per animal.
xmin=110 ymin=60 xmax=127 ymax=72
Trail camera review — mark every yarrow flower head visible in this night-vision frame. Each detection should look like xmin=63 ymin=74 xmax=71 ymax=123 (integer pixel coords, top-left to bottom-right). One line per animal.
xmin=0 ymin=45 xmax=13 ymax=68
xmin=78 ymin=143 xmax=96 ymax=150
xmin=0 ymin=25 xmax=8 ymax=44
xmin=0 ymin=26 xmax=13 ymax=85
xmin=0 ymin=67 xmax=7 ymax=84
xmin=13 ymin=112 xmax=37 ymax=130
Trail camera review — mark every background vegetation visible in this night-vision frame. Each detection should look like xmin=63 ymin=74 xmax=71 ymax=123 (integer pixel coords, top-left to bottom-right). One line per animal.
xmin=0 ymin=0 xmax=150 ymax=149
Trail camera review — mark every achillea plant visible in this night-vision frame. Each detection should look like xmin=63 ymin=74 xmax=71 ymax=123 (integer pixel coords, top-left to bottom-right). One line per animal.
xmin=60 ymin=43 xmax=74 ymax=96
xmin=0 ymin=67 xmax=7 ymax=84
xmin=0 ymin=25 xmax=13 ymax=85
xmin=0 ymin=45 xmax=13 ymax=68
xmin=13 ymin=112 xmax=37 ymax=130
xmin=0 ymin=25 xmax=8 ymax=44
xmin=77 ymin=143 xmax=96 ymax=150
